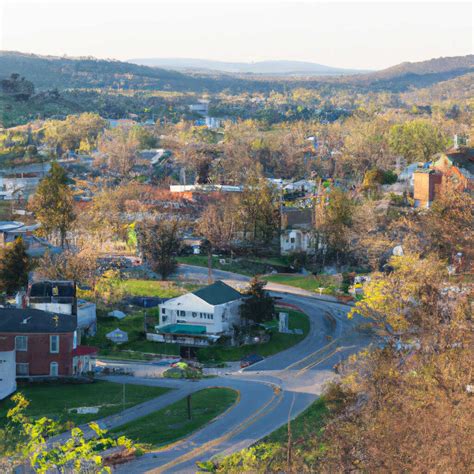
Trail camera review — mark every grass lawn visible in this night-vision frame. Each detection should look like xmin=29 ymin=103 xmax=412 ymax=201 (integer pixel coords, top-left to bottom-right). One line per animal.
xmin=196 ymin=309 xmax=310 ymax=363
xmin=265 ymin=274 xmax=340 ymax=295
xmin=110 ymin=388 xmax=238 ymax=447
xmin=0 ymin=380 xmax=170 ymax=427
xmin=176 ymin=255 xmax=290 ymax=277
xmin=84 ymin=311 xmax=180 ymax=359
xmin=119 ymin=279 xmax=198 ymax=298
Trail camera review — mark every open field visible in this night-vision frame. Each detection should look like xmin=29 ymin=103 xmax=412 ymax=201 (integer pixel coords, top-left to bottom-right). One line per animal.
xmin=0 ymin=380 xmax=170 ymax=427
xmin=119 ymin=279 xmax=198 ymax=298
xmin=110 ymin=388 xmax=238 ymax=446
xmin=264 ymin=274 xmax=341 ymax=295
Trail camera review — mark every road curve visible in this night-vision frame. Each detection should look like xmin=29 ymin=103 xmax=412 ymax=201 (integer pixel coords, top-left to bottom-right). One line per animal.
xmin=106 ymin=287 xmax=371 ymax=473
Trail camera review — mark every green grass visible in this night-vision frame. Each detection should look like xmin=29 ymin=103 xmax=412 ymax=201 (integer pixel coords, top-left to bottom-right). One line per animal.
xmin=110 ymin=388 xmax=238 ymax=447
xmin=196 ymin=309 xmax=310 ymax=363
xmin=0 ymin=380 xmax=170 ymax=427
xmin=265 ymin=274 xmax=340 ymax=295
xmin=119 ymin=279 xmax=198 ymax=298
xmin=177 ymin=255 xmax=290 ymax=277
xmin=264 ymin=397 xmax=328 ymax=444
xmin=84 ymin=311 xmax=180 ymax=359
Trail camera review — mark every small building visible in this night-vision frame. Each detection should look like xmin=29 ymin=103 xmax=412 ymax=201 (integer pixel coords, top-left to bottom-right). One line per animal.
xmin=0 ymin=307 xmax=94 ymax=378
xmin=280 ymin=208 xmax=314 ymax=255
xmin=413 ymin=141 xmax=473 ymax=208
xmin=0 ymin=350 xmax=16 ymax=400
xmin=0 ymin=221 xmax=61 ymax=257
xmin=28 ymin=280 xmax=96 ymax=336
xmin=413 ymin=169 xmax=443 ymax=208
xmin=154 ymin=281 xmax=245 ymax=346
xmin=106 ymin=328 xmax=129 ymax=344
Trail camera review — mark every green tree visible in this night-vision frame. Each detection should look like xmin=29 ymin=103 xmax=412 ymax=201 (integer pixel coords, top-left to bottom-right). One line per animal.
xmin=1 ymin=393 xmax=135 ymax=473
xmin=137 ymin=219 xmax=182 ymax=280
xmin=388 ymin=119 xmax=448 ymax=163
xmin=0 ymin=237 xmax=31 ymax=295
xmin=240 ymin=277 xmax=275 ymax=324
xmin=30 ymin=162 xmax=75 ymax=248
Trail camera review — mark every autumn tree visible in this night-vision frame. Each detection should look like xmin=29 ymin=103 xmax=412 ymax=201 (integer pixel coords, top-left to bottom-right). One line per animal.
xmin=30 ymin=162 xmax=75 ymax=247
xmin=316 ymin=187 xmax=355 ymax=267
xmin=196 ymin=196 xmax=239 ymax=283
xmin=388 ymin=119 xmax=448 ymax=163
xmin=137 ymin=219 xmax=182 ymax=280
xmin=238 ymin=167 xmax=279 ymax=251
xmin=0 ymin=238 xmax=31 ymax=295
xmin=36 ymin=248 xmax=99 ymax=287
xmin=97 ymin=126 xmax=139 ymax=179
xmin=43 ymin=113 xmax=106 ymax=156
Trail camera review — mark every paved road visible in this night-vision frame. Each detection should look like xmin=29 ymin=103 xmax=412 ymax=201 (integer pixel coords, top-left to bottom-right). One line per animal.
xmin=108 ymin=289 xmax=371 ymax=473
xmin=51 ymin=266 xmax=370 ymax=472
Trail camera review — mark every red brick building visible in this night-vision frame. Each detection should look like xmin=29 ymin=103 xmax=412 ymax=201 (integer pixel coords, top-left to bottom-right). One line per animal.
xmin=0 ymin=308 xmax=95 ymax=378
xmin=413 ymin=144 xmax=474 ymax=208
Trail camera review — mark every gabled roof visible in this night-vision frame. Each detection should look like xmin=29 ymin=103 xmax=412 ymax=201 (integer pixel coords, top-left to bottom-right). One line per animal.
xmin=192 ymin=280 xmax=243 ymax=305
xmin=0 ymin=308 xmax=77 ymax=333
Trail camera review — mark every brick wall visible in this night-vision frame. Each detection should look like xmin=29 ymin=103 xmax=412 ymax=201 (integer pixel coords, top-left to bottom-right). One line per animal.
xmin=0 ymin=332 xmax=74 ymax=376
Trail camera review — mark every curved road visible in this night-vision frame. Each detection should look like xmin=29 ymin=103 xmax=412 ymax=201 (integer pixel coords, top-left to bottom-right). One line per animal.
xmin=89 ymin=265 xmax=371 ymax=473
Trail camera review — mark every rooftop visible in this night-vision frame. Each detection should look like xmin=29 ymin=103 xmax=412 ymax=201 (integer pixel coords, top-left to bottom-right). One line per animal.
xmin=158 ymin=324 xmax=207 ymax=335
xmin=192 ymin=280 xmax=243 ymax=305
xmin=0 ymin=308 xmax=77 ymax=333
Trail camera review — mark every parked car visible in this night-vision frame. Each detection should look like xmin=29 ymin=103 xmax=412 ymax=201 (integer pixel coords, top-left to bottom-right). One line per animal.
xmin=240 ymin=353 xmax=264 ymax=368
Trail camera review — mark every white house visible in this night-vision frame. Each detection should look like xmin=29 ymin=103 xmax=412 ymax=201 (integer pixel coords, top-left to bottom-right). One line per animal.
xmin=0 ymin=350 xmax=16 ymax=400
xmin=280 ymin=208 xmax=315 ymax=255
xmin=153 ymin=281 xmax=245 ymax=346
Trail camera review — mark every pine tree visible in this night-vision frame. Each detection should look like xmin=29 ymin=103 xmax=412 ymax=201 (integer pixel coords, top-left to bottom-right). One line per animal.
xmin=30 ymin=162 xmax=75 ymax=248
xmin=0 ymin=238 xmax=31 ymax=295
xmin=240 ymin=277 xmax=275 ymax=324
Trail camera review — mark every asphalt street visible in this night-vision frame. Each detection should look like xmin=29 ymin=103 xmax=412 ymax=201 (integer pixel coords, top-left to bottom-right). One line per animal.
xmin=52 ymin=265 xmax=372 ymax=473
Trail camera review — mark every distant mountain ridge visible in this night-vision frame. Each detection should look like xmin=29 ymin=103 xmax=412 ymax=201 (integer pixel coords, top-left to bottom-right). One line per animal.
xmin=0 ymin=51 xmax=473 ymax=94
xmin=128 ymin=57 xmax=369 ymax=76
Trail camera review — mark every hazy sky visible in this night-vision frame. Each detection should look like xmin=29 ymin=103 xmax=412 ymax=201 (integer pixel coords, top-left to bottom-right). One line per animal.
xmin=1 ymin=0 xmax=472 ymax=70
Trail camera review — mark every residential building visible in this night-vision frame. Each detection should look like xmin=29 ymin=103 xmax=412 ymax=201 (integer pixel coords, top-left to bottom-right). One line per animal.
xmin=0 ymin=221 xmax=61 ymax=257
xmin=413 ymin=141 xmax=473 ymax=208
xmin=0 ymin=308 xmax=96 ymax=377
xmin=280 ymin=207 xmax=315 ymax=255
xmin=28 ymin=280 xmax=97 ymax=336
xmin=152 ymin=281 xmax=245 ymax=347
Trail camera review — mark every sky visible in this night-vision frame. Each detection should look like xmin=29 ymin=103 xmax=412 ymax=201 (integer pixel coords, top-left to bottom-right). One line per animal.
xmin=1 ymin=0 xmax=472 ymax=70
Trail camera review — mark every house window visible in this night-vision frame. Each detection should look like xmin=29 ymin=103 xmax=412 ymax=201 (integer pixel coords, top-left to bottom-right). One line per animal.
xmin=162 ymin=315 xmax=168 ymax=322
xmin=179 ymin=310 xmax=186 ymax=317
xmin=290 ymin=237 xmax=295 ymax=243
xmin=192 ymin=312 xmax=197 ymax=318
xmin=15 ymin=336 xmax=28 ymax=351
xmin=161 ymin=308 xmax=166 ymax=314
xmin=50 ymin=335 xmax=59 ymax=353
xmin=50 ymin=362 xmax=59 ymax=376
xmin=16 ymin=363 xmax=29 ymax=376
xmin=210 ymin=313 xmax=214 ymax=320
